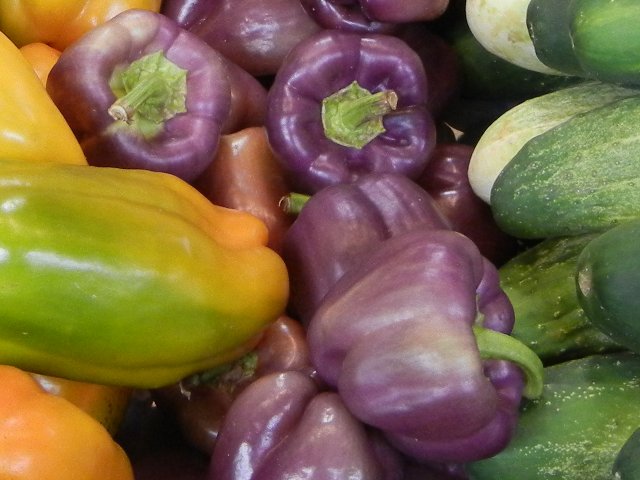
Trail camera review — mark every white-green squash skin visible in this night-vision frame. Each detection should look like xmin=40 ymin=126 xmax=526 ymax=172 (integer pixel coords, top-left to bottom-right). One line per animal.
xmin=490 ymin=93 xmax=640 ymax=239
xmin=468 ymin=82 xmax=638 ymax=204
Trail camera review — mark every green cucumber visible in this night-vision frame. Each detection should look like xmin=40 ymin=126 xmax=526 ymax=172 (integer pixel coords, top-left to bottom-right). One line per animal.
xmin=527 ymin=0 xmax=584 ymax=76
xmin=571 ymin=0 xmax=640 ymax=85
xmin=613 ymin=429 xmax=640 ymax=479
xmin=468 ymin=81 xmax=638 ymax=203
xmin=491 ymin=93 xmax=640 ymax=238
xmin=467 ymin=352 xmax=640 ymax=480
xmin=576 ymin=219 xmax=640 ymax=355
xmin=499 ymin=234 xmax=621 ymax=365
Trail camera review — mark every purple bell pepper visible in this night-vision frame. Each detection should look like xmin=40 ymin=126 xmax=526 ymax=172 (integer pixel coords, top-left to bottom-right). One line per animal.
xmin=416 ymin=143 xmax=519 ymax=266
xmin=307 ymin=228 xmax=544 ymax=463
xmin=266 ymin=29 xmax=436 ymax=194
xmin=299 ymin=0 xmax=450 ymax=32
xmin=46 ymin=9 xmax=267 ymax=182
xmin=161 ymin=0 xmax=322 ymax=77
xmin=281 ymin=173 xmax=450 ymax=325
xmin=208 ymin=371 xmax=406 ymax=479
xmin=298 ymin=0 xmax=397 ymax=33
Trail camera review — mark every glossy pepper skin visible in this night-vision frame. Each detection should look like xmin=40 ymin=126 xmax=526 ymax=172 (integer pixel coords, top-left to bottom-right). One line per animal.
xmin=0 ymin=31 xmax=86 ymax=166
xmin=0 ymin=160 xmax=289 ymax=388
xmin=281 ymin=173 xmax=450 ymax=324
xmin=0 ymin=365 xmax=134 ymax=480
xmin=266 ymin=29 xmax=436 ymax=194
xmin=32 ymin=373 xmax=132 ymax=435
xmin=209 ymin=371 xmax=405 ymax=479
xmin=162 ymin=0 xmax=321 ymax=77
xmin=308 ymin=228 xmax=544 ymax=463
xmin=416 ymin=143 xmax=518 ymax=266
xmin=193 ymin=127 xmax=294 ymax=254
xmin=0 ymin=0 xmax=161 ymax=51
xmin=299 ymin=0 xmax=449 ymax=32
xmin=46 ymin=9 xmax=267 ymax=183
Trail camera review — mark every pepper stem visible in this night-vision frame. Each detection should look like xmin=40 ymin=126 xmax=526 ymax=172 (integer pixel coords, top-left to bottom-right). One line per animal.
xmin=322 ymin=80 xmax=398 ymax=149
xmin=108 ymin=74 xmax=171 ymax=123
xmin=473 ymin=325 xmax=545 ymax=399
xmin=280 ymin=192 xmax=311 ymax=215
xmin=108 ymin=50 xmax=187 ymax=138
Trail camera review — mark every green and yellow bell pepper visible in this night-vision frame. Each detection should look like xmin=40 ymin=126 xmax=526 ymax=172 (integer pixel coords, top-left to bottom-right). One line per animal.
xmin=0 ymin=160 xmax=289 ymax=388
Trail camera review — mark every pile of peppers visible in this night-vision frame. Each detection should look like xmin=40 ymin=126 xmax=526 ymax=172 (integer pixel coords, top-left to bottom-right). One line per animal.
xmin=0 ymin=1 xmax=586 ymax=479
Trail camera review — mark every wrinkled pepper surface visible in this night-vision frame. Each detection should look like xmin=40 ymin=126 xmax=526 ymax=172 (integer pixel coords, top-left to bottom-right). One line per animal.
xmin=0 ymin=365 xmax=134 ymax=480
xmin=0 ymin=31 xmax=86 ymax=166
xmin=47 ymin=9 xmax=267 ymax=182
xmin=0 ymin=160 xmax=289 ymax=388
xmin=308 ymin=229 xmax=544 ymax=463
xmin=266 ymin=29 xmax=436 ymax=193
xmin=0 ymin=0 xmax=161 ymax=51
xmin=209 ymin=371 xmax=406 ymax=479
xmin=281 ymin=172 xmax=450 ymax=324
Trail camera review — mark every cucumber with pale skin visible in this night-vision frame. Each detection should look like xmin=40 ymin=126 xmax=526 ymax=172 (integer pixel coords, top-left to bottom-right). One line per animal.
xmin=468 ymin=81 xmax=638 ymax=204
xmin=465 ymin=0 xmax=560 ymax=75
xmin=449 ymin=21 xmax=579 ymax=101
xmin=490 ymin=93 xmax=640 ymax=238
xmin=468 ymin=0 xmax=640 ymax=85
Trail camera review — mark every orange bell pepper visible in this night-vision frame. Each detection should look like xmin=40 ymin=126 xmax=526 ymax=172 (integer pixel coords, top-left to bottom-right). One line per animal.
xmin=31 ymin=373 xmax=132 ymax=435
xmin=0 ymin=365 xmax=134 ymax=480
xmin=19 ymin=41 xmax=61 ymax=86
xmin=0 ymin=0 xmax=162 ymax=51
xmin=0 ymin=31 xmax=86 ymax=165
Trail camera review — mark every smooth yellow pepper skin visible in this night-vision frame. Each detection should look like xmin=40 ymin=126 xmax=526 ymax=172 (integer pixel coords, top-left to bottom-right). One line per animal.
xmin=0 ymin=31 xmax=86 ymax=165
xmin=0 ymin=365 xmax=134 ymax=480
xmin=0 ymin=0 xmax=162 ymax=51
xmin=0 ymin=160 xmax=289 ymax=388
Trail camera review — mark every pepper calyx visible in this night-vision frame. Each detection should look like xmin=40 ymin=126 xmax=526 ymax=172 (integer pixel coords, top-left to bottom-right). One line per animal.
xmin=108 ymin=50 xmax=188 ymax=138
xmin=321 ymin=80 xmax=398 ymax=149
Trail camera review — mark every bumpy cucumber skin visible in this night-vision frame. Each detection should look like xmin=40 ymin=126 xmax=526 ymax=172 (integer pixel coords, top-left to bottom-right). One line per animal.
xmin=467 ymin=353 xmax=640 ymax=480
xmin=491 ymin=94 xmax=640 ymax=239
xmin=576 ymin=219 xmax=640 ymax=354
xmin=499 ymin=234 xmax=620 ymax=365
xmin=470 ymin=81 xmax=638 ymax=204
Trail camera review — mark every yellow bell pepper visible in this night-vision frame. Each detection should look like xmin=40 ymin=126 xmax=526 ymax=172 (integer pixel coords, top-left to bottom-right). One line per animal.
xmin=0 ymin=31 xmax=86 ymax=165
xmin=0 ymin=0 xmax=162 ymax=51
xmin=0 ymin=365 xmax=134 ymax=480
